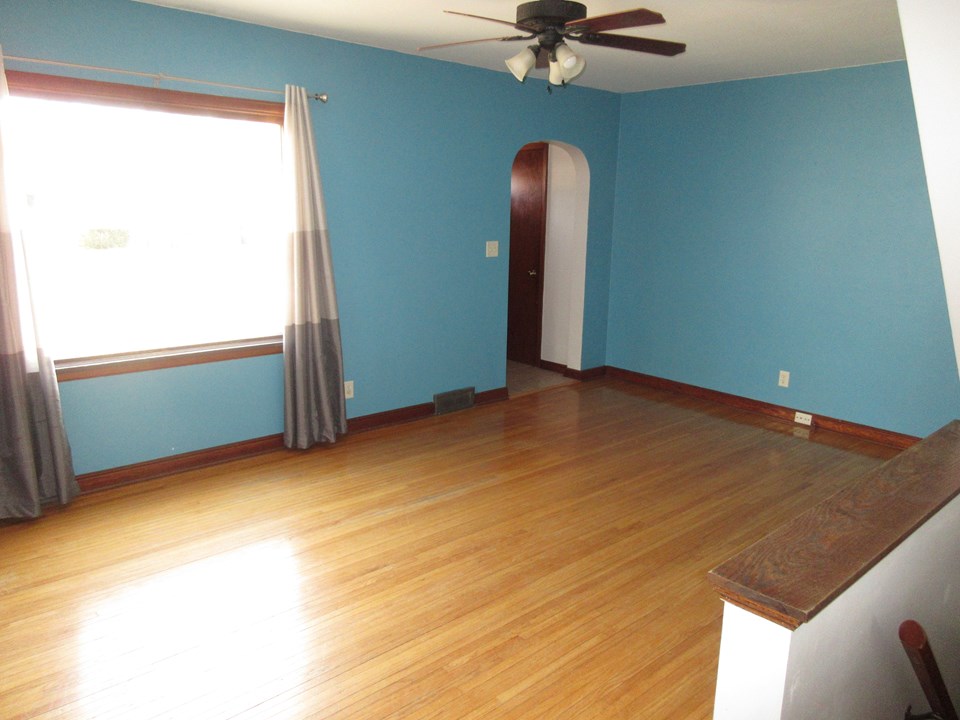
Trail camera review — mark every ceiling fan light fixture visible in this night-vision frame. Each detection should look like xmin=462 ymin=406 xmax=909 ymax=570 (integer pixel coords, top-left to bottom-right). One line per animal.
xmin=562 ymin=57 xmax=586 ymax=82
xmin=424 ymin=4 xmax=685 ymax=90
xmin=554 ymin=42 xmax=577 ymax=70
xmin=554 ymin=42 xmax=586 ymax=81
xmin=548 ymin=56 xmax=565 ymax=86
xmin=506 ymin=46 xmax=538 ymax=82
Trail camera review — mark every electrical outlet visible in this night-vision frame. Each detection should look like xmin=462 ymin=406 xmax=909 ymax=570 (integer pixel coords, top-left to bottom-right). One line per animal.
xmin=778 ymin=370 xmax=790 ymax=388
xmin=794 ymin=411 xmax=813 ymax=426
xmin=485 ymin=240 xmax=499 ymax=258
xmin=344 ymin=380 xmax=354 ymax=399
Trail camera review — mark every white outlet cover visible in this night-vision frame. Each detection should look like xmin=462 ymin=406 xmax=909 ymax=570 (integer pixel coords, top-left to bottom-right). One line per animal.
xmin=778 ymin=370 xmax=790 ymax=388
xmin=344 ymin=380 xmax=354 ymax=399
xmin=485 ymin=241 xmax=499 ymax=258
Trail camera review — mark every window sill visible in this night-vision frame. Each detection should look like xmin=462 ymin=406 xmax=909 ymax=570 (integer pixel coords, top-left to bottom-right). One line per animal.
xmin=55 ymin=337 xmax=282 ymax=382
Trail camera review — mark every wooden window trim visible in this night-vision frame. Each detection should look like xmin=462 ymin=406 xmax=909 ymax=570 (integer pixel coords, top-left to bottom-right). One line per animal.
xmin=8 ymin=71 xmax=286 ymax=381
xmin=55 ymin=337 xmax=283 ymax=382
xmin=5 ymin=70 xmax=285 ymax=123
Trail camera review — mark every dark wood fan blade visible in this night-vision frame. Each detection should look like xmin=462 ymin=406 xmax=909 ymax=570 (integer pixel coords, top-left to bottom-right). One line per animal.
xmin=565 ymin=8 xmax=665 ymax=33
xmin=419 ymin=35 xmax=532 ymax=51
xmin=577 ymin=32 xmax=686 ymax=56
xmin=444 ymin=10 xmax=536 ymax=33
xmin=535 ymin=46 xmax=550 ymax=69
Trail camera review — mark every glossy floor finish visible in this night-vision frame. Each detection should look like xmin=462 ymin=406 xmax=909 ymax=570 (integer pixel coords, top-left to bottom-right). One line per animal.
xmin=0 ymin=380 xmax=899 ymax=719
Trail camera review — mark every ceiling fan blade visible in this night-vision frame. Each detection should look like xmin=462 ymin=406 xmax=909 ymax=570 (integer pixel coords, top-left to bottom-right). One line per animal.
xmin=565 ymin=8 xmax=665 ymax=33
xmin=418 ymin=35 xmax=532 ymax=52
xmin=443 ymin=10 xmax=536 ymax=33
xmin=535 ymin=46 xmax=550 ymax=69
xmin=577 ymin=32 xmax=686 ymax=56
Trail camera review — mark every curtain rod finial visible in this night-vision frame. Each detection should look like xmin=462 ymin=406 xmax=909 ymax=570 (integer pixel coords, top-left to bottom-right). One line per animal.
xmin=313 ymin=93 xmax=328 ymax=103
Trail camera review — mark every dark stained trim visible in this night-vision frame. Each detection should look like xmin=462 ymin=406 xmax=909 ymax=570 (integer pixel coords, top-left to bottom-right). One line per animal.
xmin=476 ymin=386 xmax=510 ymax=405
xmin=539 ymin=359 xmax=568 ymax=375
xmin=6 ymin=70 xmax=285 ymax=123
xmin=77 ymin=434 xmax=286 ymax=493
xmin=56 ymin=338 xmax=283 ymax=381
xmin=535 ymin=360 xmax=607 ymax=382
xmin=347 ymin=387 xmax=510 ymax=433
xmin=76 ymin=386 xmax=512 ymax=492
xmin=565 ymin=366 xmax=607 ymax=382
xmin=347 ymin=402 xmax=436 ymax=434
xmin=76 ymin=362 xmax=917 ymax=502
xmin=606 ymin=366 xmax=919 ymax=450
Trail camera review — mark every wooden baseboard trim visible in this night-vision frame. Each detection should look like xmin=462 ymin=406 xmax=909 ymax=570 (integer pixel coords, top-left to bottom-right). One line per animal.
xmin=347 ymin=386 xmax=509 ymax=433
xmin=78 ymin=388 xmax=512 ymax=493
xmin=77 ymin=433 xmax=285 ymax=493
xmin=347 ymin=402 xmax=435 ymax=433
xmin=535 ymin=360 xmax=607 ymax=382
xmin=566 ymin=366 xmax=607 ymax=382
xmin=84 ymin=365 xmax=908 ymax=493
xmin=607 ymin=366 xmax=919 ymax=450
xmin=476 ymin=387 xmax=510 ymax=405
xmin=539 ymin=359 xmax=568 ymax=375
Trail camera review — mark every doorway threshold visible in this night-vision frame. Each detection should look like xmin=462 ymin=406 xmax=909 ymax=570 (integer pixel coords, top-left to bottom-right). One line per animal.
xmin=507 ymin=360 xmax=577 ymax=397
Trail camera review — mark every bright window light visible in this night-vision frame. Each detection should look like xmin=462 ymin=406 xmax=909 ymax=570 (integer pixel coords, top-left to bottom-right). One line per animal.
xmin=5 ymin=96 xmax=285 ymax=360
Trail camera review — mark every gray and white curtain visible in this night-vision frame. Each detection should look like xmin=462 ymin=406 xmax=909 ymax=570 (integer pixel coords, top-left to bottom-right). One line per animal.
xmin=0 ymin=50 xmax=78 ymax=519
xmin=282 ymin=85 xmax=346 ymax=449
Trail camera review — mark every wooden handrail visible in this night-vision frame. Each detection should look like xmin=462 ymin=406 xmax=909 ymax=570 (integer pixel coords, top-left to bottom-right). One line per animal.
xmin=899 ymin=620 xmax=959 ymax=720
xmin=708 ymin=420 xmax=960 ymax=629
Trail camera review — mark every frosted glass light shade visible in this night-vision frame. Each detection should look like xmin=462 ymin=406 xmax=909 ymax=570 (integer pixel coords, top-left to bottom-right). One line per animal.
xmin=554 ymin=43 xmax=577 ymax=69
xmin=555 ymin=43 xmax=586 ymax=82
xmin=561 ymin=57 xmax=586 ymax=82
xmin=548 ymin=58 xmax=564 ymax=85
xmin=506 ymin=47 xmax=537 ymax=82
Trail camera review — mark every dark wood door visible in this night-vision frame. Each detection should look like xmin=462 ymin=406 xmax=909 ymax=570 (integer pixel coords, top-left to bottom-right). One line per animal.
xmin=507 ymin=142 xmax=548 ymax=366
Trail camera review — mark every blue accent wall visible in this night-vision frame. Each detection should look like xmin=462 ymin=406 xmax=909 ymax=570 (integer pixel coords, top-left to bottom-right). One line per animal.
xmin=607 ymin=63 xmax=960 ymax=437
xmin=59 ymin=356 xmax=284 ymax=472
xmin=3 ymin=2 xmax=959 ymax=473
xmin=0 ymin=0 xmax=621 ymax=473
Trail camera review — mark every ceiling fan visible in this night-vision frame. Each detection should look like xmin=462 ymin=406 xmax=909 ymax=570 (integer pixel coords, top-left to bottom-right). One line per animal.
xmin=418 ymin=1 xmax=686 ymax=87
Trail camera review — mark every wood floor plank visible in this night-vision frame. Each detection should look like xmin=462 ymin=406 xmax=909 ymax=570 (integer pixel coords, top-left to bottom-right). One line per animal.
xmin=0 ymin=379 xmax=898 ymax=719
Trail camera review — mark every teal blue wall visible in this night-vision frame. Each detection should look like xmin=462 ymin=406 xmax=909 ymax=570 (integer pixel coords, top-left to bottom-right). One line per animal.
xmin=607 ymin=63 xmax=960 ymax=437
xmin=0 ymin=0 xmax=621 ymax=473
xmin=59 ymin=356 xmax=284 ymax=472
xmin=4 ymin=2 xmax=958 ymax=472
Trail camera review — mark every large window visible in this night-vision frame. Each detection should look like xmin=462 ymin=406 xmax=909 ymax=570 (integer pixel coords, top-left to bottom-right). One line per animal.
xmin=4 ymin=73 xmax=286 ymax=365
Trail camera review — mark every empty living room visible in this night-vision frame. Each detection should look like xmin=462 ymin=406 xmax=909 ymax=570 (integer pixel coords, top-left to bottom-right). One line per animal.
xmin=2 ymin=1 xmax=959 ymax=718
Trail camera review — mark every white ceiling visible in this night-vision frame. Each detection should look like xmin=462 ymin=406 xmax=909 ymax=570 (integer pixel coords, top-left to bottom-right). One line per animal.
xmin=135 ymin=0 xmax=906 ymax=93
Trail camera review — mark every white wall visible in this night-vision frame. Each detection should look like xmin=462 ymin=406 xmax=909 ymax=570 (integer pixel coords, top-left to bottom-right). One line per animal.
xmin=897 ymin=0 xmax=960 ymax=378
xmin=780 ymin=492 xmax=960 ymax=720
xmin=713 ymin=492 xmax=960 ymax=720
xmin=540 ymin=142 xmax=589 ymax=370
xmin=713 ymin=604 xmax=792 ymax=720
xmin=541 ymin=144 xmax=576 ymax=366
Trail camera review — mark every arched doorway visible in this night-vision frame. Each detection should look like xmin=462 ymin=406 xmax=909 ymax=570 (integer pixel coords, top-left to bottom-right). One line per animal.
xmin=506 ymin=141 xmax=590 ymax=389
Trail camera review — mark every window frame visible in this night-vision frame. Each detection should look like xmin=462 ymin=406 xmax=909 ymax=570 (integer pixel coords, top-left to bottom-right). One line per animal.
xmin=5 ymin=71 xmax=286 ymax=381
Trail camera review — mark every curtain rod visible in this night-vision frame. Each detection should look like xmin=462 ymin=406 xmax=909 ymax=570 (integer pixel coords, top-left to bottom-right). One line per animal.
xmin=2 ymin=54 xmax=329 ymax=103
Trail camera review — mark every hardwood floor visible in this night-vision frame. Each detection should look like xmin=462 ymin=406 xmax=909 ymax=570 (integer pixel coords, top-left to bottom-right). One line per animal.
xmin=0 ymin=379 xmax=899 ymax=719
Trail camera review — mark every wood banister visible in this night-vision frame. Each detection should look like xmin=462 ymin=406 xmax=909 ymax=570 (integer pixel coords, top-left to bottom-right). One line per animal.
xmin=899 ymin=619 xmax=959 ymax=720
xmin=708 ymin=420 xmax=960 ymax=629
